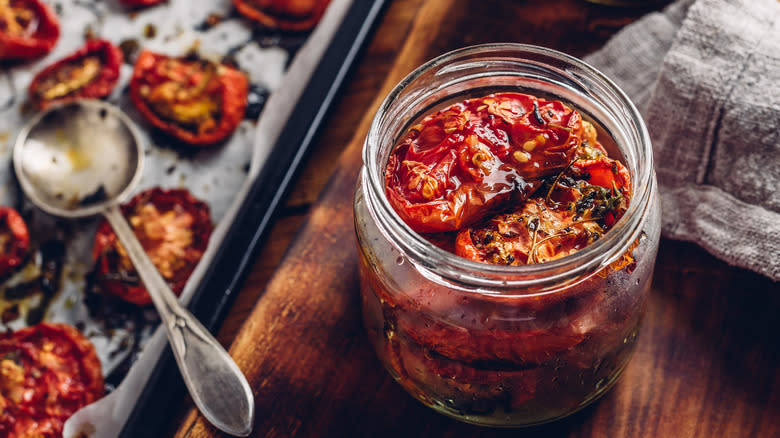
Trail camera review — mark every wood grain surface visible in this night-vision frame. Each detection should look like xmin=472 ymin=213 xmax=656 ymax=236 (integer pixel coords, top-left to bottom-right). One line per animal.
xmin=170 ymin=1 xmax=780 ymax=437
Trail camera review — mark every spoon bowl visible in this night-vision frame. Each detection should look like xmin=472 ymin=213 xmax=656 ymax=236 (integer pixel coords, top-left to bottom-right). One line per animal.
xmin=14 ymin=100 xmax=144 ymax=218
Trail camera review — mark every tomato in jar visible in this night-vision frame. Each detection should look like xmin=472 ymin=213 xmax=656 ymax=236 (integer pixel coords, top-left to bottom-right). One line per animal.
xmin=0 ymin=323 xmax=104 ymax=438
xmin=129 ymin=51 xmax=249 ymax=146
xmin=0 ymin=0 xmax=59 ymax=61
xmin=28 ymin=39 xmax=123 ymax=110
xmin=92 ymin=188 xmax=213 ymax=306
xmin=384 ymin=92 xmax=584 ymax=233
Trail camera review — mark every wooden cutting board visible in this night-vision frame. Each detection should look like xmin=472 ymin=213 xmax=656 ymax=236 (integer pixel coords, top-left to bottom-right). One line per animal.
xmin=174 ymin=1 xmax=780 ymax=437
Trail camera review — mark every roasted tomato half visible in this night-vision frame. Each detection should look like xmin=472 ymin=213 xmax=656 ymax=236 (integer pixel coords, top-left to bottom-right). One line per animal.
xmin=385 ymin=92 xmax=583 ymax=233
xmin=130 ymin=51 xmax=249 ymax=146
xmin=455 ymin=199 xmax=605 ymax=266
xmin=0 ymin=207 xmax=29 ymax=278
xmin=455 ymin=155 xmax=630 ymax=265
xmin=0 ymin=323 xmax=104 ymax=438
xmin=233 ymin=0 xmax=331 ymax=31
xmin=0 ymin=0 xmax=60 ymax=61
xmin=395 ymin=313 xmax=588 ymax=367
xmin=92 ymin=188 xmax=213 ymax=306
xmin=390 ymin=334 xmax=538 ymax=409
xmin=28 ymin=39 xmax=123 ymax=110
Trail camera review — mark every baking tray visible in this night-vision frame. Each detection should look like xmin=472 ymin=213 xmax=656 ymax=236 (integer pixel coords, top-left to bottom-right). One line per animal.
xmin=0 ymin=0 xmax=386 ymax=436
xmin=117 ymin=1 xmax=388 ymax=436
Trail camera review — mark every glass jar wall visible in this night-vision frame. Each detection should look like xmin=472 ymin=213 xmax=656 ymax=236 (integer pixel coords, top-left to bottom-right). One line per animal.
xmin=354 ymin=44 xmax=661 ymax=427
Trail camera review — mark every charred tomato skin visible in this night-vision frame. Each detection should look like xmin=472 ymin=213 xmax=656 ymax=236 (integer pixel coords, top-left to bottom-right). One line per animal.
xmin=129 ymin=50 xmax=249 ymax=146
xmin=28 ymin=39 xmax=123 ymax=110
xmin=233 ymin=0 xmax=331 ymax=31
xmin=92 ymin=188 xmax=213 ymax=306
xmin=0 ymin=206 xmax=29 ymax=278
xmin=0 ymin=0 xmax=60 ymax=61
xmin=0 ymin=323 xmax=104 ymax=438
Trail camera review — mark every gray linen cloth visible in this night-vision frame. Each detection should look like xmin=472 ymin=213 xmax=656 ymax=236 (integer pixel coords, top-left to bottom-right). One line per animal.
xmin=585 ymin=0 xmax=780 ymax=281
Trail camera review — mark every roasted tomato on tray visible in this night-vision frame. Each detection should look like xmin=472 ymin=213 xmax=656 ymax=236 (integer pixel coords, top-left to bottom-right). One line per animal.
xmin=92 ymin=188 xmax=213 ymax=306
xmin=455 ymin=154 xmax=629 ymax=265
xmin=233 ymin=0 xmax=332 ymax=31
xmin=129 ymin=50 xmax=249 ymax=146
xmin=0 ymin=206 xmax=29 ymax=278
xmin=0 ymin=0 xmax=59 ymax=61
xmin=0 ymin=323 xmax=104 ymax=438
xmin=28 ymin=39 xmax=123 ymax=110
xmin=385 ymin=92 xmax=583 ymax=233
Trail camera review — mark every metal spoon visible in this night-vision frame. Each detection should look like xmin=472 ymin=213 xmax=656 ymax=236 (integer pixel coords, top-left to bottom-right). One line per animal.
xmin=13 ymin=100 xmax=254 ymax=437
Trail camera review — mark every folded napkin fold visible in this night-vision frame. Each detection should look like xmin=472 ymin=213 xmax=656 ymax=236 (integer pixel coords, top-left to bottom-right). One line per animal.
xmin=585 ymin=0 xmax=780 ymax=281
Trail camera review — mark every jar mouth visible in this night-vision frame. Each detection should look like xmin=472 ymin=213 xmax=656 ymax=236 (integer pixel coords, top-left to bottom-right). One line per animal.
xmin=362 ymin=43 xmax=654 ymax=293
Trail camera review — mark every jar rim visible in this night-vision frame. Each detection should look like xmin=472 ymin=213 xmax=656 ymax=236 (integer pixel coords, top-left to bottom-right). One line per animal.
xmin=362 ymin=43 xmax=655 ymax=293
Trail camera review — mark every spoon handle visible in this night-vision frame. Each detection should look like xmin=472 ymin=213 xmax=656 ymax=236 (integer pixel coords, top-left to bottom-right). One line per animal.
xmin=103 ymin=205 xmax=255 ymax=437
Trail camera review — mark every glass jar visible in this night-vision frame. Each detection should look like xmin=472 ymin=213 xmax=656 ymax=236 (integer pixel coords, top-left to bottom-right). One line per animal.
xmin=354 ymin=44 xmax=660 ymax=427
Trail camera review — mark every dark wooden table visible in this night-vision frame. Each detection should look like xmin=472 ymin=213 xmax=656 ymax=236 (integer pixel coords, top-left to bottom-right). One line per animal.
xmin=168 ymin=1 xmax=780 ymax=436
